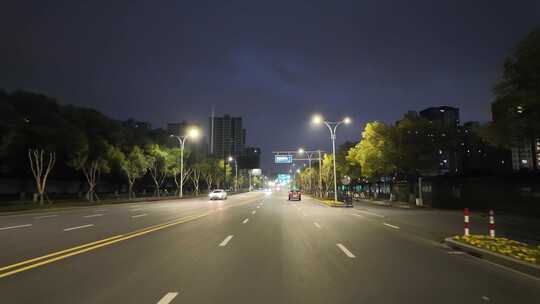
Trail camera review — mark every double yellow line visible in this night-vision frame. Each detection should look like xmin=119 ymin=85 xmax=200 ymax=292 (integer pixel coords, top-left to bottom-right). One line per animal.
xmin=0 ymin=193 xmax=262 ymax=279
xmin=0 ymin=212 xmax=211 ymax=279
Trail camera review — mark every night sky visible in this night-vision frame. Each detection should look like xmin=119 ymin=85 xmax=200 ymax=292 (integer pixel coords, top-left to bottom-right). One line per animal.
xmin=1 ymin=1 xmax=539 ymax=172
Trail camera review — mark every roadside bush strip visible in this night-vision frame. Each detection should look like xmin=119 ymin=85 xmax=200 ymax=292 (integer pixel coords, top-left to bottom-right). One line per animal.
xmin=445 ymin=237 xmax=540 ymax=280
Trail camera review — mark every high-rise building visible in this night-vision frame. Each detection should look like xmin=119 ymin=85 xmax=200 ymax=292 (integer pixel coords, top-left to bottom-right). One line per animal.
xmin=419 ymin=106 xmax=460 ymax=127
xmin=209 ymin=115 xmax=246 ymax=158
xmin=239 ymin=147 xmax=261 ymax=169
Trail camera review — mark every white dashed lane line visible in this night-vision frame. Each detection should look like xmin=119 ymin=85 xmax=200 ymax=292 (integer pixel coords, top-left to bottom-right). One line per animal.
xmin=63 ymin=224 xmax=94 ymax=232
xmin=132 ymin=213 xmax=148 ymax=218
xmin=34 ymin=214 xmax=58 ymax=219
xmin=83 ymin=214 xmax=104 ymax=218
xmin=242 ymin=218 xmax=249 ymax=224
xmin=314 ymin=222 xmax=321 ymax=229
xmin=356 ymin=210 xmax=385 ymax=218
xmin=383 ymin=222 xmax=400 ymax=229
xmin=0 ymin=224 xmax=32 ymax=231
xmin=219 ymin=235 xmax=234 ymax=247
xmin=94 ymin=209 xmax=107 ymax=212
xmin=157 ymin=292 xmax=179 ymax=304
xmin=337 ymin=243 xmax=356 ymax=258
xmin=252 ymin=210 xmax=256 ymax=215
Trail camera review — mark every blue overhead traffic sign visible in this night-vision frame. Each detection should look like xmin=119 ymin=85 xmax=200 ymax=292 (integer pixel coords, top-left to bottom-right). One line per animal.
xmin=274 ymin=155 xmax=293 ymax=164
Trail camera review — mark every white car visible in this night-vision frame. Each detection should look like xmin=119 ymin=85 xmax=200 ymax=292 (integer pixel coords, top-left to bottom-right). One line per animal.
xmin=209 ymin=189 xmax=227 ymax=200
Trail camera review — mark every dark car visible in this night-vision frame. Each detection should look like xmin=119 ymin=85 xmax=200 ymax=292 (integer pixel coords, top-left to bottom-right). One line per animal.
xmin=288 ymin=190 xmax=301 ymax=201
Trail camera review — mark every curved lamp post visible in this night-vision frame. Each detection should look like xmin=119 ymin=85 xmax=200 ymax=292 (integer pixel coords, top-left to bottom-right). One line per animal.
xmin=170 ymin=127 xmax=200 ymax=198
xmin=312 ymin=114 xmax=351 ymax=204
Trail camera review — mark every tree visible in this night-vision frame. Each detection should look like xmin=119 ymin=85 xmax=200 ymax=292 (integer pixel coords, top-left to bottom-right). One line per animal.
xmin=217 ymin=159 xmax=232 ymax=189
xmin=490 ymin=28 xmax=540 ymax=169
xmin=109 ymin=146 xmax=150 ymax=198
xmin=200 ymin=156 xmax=220 ymax=191
xmin=347 ymin=122 xmax=395 ymax=179
xmin=146 ymin=144 xmax=169 ymax=196
xmin=67 ymin=138 xmax=111 ymax=202
xmin=336 ymin=141 xmax=361 ymax=181
xmin=28 ymin=149 xmax=56 ymax=205
xmin=166 ymin=147 xmax=193 ymax=196
xmin=320 ymin=154 xmax=334 ymax=198
xmin=190 ymin=162 xmax=203 ymax=195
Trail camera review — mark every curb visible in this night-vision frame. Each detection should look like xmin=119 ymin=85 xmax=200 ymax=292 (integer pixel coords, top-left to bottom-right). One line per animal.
xmin=445 ymin=237 xmax=540 ymax=279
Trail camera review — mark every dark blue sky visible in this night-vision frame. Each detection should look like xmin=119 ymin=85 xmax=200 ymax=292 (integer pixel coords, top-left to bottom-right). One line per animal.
xmin=1 ymin=0 xmax=539 ymax=171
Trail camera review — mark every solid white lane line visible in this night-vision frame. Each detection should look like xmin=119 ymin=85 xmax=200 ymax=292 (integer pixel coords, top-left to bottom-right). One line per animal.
xmin=252 ymin=210 xmax=256 ymax=215
xmin=132 ymin=213 xmax=148 ymax=218
xmin=157 ymin=292 xmax=179 ymax=304
xmin=314 ymin=222 xmax=321 ymax=229
xmin=357 ymin=210 xmax=385 ymax=218
xmin=219 ymin=235 xmax=234 ymax=247
xmin=383 ymin=222 xmax=400 ymax=229
xmin=337 ymin=243 xmax=356 ymax=258
xmin=0 ymin=224 xmax=32 ymax=231
xmin=130 ymin=208 xmax=144 ymax=211
xmin=352 ymin=213 xmax=365 ymax=218
xmin=83 ymin=214 xmax=104 ymax=218
xmin=34 ymin=214 xmax=58 ymax=219
xmin=63 ymin=224 xmax=94 ymax=231
xmin=242 ymin=218 xmax=249 ymax=224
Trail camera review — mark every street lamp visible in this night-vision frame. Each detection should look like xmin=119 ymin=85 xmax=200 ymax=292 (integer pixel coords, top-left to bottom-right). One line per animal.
xmin=170 ymin=127 xmax=200 ymax=198
xmin=312 ymin=114 xmax=351 ymax=204
xmin=298 ymin=148 xmax=305 ymax=154
xmin=228 ymin=156 xmax=238 ymax=192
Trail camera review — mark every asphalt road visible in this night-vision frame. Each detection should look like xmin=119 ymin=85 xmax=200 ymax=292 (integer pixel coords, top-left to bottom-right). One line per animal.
xmin=352 ymin=200 xmax=540 ymax=245
xmin=0 ymin=190 xmax=539 ymax=303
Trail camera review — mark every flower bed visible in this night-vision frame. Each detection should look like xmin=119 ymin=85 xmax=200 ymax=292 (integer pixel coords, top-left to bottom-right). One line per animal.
xmin=453 ymin=235 xmax=539 ymax=265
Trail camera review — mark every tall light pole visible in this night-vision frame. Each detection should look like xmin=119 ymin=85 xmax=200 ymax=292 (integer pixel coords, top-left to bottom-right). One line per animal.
xmin=312 ymin=114 xmax=351 ymax=204
xmin=170 ymin=127 xmax=200 ymax=198
xmin=228 ymin=156 xmax=238 ymax=192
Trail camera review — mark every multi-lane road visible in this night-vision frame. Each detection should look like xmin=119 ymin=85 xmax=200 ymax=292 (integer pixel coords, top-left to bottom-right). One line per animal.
xmin=0 ymin=190 xmax=539 ymax=303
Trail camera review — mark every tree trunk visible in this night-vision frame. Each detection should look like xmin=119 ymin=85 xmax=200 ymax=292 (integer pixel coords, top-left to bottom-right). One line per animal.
xmin=128 ymin=181 xmax=134 ymax=199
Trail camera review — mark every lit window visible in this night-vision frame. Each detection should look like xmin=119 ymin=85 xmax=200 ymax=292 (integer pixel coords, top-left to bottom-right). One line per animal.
xmin=521 ymin=159 xmax=528 ymax=164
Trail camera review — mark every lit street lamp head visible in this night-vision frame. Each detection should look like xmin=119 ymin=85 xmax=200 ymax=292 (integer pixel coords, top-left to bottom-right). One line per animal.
xmin=311 ymin=114 xmax=323 ymax=125
xmin=298 ymin=148 xmax=304 ymax=154
xmin=187 ymin=128 xmax=200 ymax=139
xmin=343 ymin=117 xmax=352 ymax=125
xmin=228 ymin=156 xmax=234 ymax=162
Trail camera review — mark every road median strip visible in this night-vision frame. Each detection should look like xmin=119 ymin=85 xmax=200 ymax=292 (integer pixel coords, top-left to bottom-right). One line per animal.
xmin=445 ymin=235 xmax=540 ymax=279
xmin=0 ymin=195 xmax=260 ymax=279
